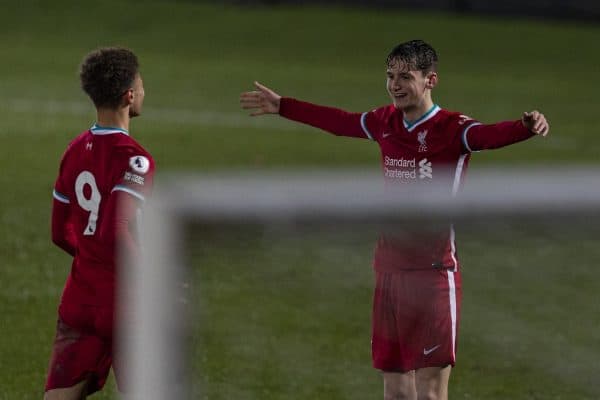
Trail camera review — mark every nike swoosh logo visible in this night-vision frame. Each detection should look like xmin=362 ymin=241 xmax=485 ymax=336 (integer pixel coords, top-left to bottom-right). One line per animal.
xmin=382 ymin=132 xmax=393 ymax=138
xmin=423 ymin=345 xmax=441 ymax=355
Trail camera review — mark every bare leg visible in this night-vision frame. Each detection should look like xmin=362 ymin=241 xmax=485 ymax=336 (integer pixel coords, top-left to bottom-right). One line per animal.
xmin=415 ymin=365 xmax=451 ymax=400
xmin=383 ymin=370 xmax=417 ymax=400
xmin=44 ymin=380 xmax=88 ymax=400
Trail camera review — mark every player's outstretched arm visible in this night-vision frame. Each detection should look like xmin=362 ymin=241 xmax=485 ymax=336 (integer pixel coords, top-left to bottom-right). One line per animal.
xmin=521 ymin=110 xmax=550 ymax=136
xmin=240 ymin=81 xmax=374 ymax=139
xmin=463 ymin=109 xmax=549 ymax=152
xmin=240 ymin=81 xmax=281 ymax=116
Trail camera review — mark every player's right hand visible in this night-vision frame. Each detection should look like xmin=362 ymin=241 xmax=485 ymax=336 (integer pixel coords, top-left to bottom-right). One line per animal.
xmin=240 ymin=81 xmax=281 ymax=116
xmin=522 ymin=110 xmax=549 ymax=136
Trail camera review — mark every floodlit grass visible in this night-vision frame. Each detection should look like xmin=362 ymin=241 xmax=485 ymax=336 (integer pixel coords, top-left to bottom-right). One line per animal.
xmin=189 ymin=220 xmax=600 ymax=399
xmin=0 ymin=1 xmax=598 ymax=399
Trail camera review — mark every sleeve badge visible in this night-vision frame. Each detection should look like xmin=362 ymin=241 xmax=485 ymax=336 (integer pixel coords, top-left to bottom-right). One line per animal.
xmin=129 ymin=155 xmax=150 ymax=174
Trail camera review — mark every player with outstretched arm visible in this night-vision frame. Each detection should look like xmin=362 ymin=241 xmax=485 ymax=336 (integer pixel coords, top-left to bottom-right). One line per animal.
xmin=44 ymin=47 xmax=155 ymax=399
xmin=240 ymin=40 xmax=549 ymax=400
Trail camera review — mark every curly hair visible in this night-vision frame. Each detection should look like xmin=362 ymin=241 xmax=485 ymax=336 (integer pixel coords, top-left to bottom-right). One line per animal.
xmin=386 ymin=40 xmax=438 ymax=74
xmin=79 ymin=47 xmax=139 ymax=109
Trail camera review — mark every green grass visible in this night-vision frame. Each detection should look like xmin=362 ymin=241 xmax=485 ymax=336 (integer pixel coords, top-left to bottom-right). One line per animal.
xmin=0 ymin=0 xmax=598 ymax=399
xmin=189 ymin=220 xmax=600 ymax=399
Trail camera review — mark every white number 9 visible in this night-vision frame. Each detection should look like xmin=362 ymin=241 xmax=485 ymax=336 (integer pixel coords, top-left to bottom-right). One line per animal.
xmin=75 ymin=171 xmax=102 ymax=236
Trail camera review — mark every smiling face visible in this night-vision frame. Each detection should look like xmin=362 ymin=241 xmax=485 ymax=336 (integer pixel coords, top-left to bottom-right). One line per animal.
xmin=386 ymin=58 xmax=437 ymax=111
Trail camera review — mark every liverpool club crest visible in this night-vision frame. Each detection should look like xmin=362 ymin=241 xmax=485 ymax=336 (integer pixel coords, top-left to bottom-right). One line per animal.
xmin=417 ymin=130 xmax=428 ymax=153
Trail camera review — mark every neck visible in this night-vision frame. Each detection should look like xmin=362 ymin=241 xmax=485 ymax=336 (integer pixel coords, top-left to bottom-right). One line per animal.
xmin=96 ymin=107 xmax=130 ymax=132
xmin=402 ymin=95 xmax=434 ymax=123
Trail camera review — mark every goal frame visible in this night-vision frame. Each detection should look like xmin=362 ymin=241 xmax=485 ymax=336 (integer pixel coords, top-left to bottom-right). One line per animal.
xmin=119 ymin=166 xmax=600 ymax=399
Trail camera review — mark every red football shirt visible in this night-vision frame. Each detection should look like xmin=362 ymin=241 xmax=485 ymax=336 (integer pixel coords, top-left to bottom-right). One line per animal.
xmin=52 ymin=124 xmax=155 ymax=306
xmin=279 ymin=98 xmax=534 ymax=271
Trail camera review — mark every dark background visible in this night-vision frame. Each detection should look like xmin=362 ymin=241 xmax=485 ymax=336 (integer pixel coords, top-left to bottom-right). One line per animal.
xmin=225 ymin=0 xmax=600 ymax=20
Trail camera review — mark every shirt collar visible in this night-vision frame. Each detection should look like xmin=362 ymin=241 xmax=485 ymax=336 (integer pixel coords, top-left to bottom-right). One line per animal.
xmin=403 ymin=104 xmax=441 ymax=132
xmin=90 ymin=123 xmax=129 ymax=136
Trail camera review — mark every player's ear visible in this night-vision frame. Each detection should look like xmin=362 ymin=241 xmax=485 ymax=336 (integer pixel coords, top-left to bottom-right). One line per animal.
xmin=425 ymin=72 xmax=438 ymax=89
xmin=122 ymin=88 xmax=135 ymax=106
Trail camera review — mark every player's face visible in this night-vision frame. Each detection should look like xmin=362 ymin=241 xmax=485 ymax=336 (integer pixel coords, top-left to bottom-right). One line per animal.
xmin=386 ymin=60 xmax=434 ymax=110
xmin=129 ymin=74 xmax=145 ymax=118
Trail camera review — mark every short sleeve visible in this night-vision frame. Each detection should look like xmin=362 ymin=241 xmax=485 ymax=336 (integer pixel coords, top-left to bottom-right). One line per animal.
xmin=53 ymin=149 xmax=72 ymax=204
xmin=111 ymin=144 xmax=155 ymax=202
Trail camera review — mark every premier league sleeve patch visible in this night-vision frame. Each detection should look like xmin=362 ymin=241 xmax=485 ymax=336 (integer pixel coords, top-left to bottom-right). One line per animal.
xmin=129 ymin=155 xmax=150 ymax=174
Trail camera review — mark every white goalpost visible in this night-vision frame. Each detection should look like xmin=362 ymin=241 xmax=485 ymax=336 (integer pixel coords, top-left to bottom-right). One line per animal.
xmin=120 ymin=166 xmax=600 ymax=399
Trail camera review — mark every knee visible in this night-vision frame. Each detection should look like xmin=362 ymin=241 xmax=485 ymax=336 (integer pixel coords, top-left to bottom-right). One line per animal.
xmin=383 ymin=371 xmax=417 ymax=400
xmin=417 ymin=389 xmax=443 ymax=400
xmin=384 ymin=393 xmax=412 ymax=400
xmin=384 ymin=388 xmax=415 ymax=400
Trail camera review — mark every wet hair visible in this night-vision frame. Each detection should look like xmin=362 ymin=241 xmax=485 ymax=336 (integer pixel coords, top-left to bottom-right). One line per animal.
xmin=386 ymin=40 xmax=438 ymax=74
xmin=79 ymin=47 xmax=139 ymax=109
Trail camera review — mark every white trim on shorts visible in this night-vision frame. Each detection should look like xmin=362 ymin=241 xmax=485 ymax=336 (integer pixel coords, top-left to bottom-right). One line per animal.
xmin=447 ymin=270 xmax=458 ymax=363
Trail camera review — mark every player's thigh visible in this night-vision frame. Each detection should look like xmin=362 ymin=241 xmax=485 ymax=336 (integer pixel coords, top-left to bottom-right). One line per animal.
xmin=373 ymin=270 xmax=460 ymax=372
xmin=45 ymin=312 xmax=112 ymax=395
xmin=415 ymin=365 xmax=451 ymax=400
xmin=372 ymin=270 xmax=421 ymax=371
xmin=44 ymin=380 xmax=88 ymax=400
xmin=383 ymin=370 xmax=417 ymax=400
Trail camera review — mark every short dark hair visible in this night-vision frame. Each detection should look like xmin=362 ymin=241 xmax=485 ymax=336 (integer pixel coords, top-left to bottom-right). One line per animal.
xmin=386 ymin=40 xmax=438 ymax=74
xmin=79 ymin=47 xmax=139 ymax=109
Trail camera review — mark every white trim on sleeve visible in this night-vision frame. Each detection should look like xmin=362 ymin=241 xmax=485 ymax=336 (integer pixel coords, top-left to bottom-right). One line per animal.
xmin=112 ymin=185 xmax=146 ymax=202
xmin=53 ymin=189 xmax=70 ymax=204
xmin=462 ymin=122 xmax=482 ymax=153
xmin=360 ymin=112 xmax=374 ymax=141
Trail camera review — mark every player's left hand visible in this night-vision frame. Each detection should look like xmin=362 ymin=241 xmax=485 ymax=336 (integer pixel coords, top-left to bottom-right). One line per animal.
xmin=522 ymin=110 xmax=549 ymax=136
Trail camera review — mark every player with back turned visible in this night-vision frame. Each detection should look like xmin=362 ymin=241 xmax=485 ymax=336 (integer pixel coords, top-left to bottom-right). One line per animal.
xmin=44 ymin=47 xmax=155 ymax=399
xmin=240 ymin=40 xmax=549 ymax=400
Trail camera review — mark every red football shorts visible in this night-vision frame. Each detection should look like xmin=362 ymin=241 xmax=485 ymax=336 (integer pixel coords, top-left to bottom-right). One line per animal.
xmin=45 ymin=302 xmax=119 ymax=394
xmin=371 ymin=268 xmax=461 ymax=372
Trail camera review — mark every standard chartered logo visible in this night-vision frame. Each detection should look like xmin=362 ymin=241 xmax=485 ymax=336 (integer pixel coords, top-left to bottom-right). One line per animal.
xmin=419 ymin=158 xmax=433 ymax=179
xmin=384 ymin=157 xmax=433 ymax=180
